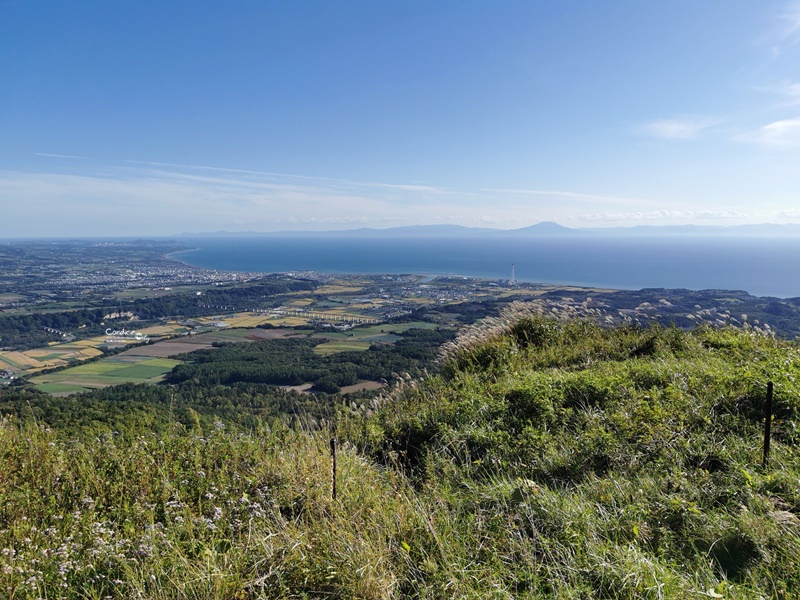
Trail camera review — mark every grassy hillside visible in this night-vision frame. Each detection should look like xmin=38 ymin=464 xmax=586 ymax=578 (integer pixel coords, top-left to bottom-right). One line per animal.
xmin=1 ymin=304 xmax=799 ymax=598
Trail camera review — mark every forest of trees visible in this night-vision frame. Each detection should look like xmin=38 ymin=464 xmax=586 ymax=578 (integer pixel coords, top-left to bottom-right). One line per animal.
xmin=167 ymin=327 xmax=454 ymax=392
xmin=0 ymin=380 xmax=342 ymax=436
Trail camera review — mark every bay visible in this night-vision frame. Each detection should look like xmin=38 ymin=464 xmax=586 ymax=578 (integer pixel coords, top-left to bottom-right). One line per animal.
xmin=173 ymin=235 xmax=800 ymax=298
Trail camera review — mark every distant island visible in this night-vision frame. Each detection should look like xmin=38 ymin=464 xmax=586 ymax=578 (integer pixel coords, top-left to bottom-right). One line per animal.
xmin=174 ymin=221 xmax=800 ymax=238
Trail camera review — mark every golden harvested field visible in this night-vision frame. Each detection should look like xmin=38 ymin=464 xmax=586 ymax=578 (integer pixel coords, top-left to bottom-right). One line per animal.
xmin=0 ymin=342 xmax=109 ymax=374
xmin=267 ymin=316 xmax=307 ymax=326
xmin=405 ymin=297 xmax=435 ymax=304
xmin=72 ymin=339 xmax=100 ymax=347
xmin=0 ymin=352 xmax=44 ymax=370
xmin=287 ymin=298 xmax=314 ymax=307
xmin=139 ymin=324 xmax=183 ymax=335
xmin=215 ymin=314 xmax=276 ymax=328
xmin=346 ymin=302 xmax=376 ymax=309
xmin=25 ymin=348 xmax=59 ymax=358
xmin=315 ymin=284 xmax=365 ymax=294
xmin=497 ymin=289 xmax=546 ymax=298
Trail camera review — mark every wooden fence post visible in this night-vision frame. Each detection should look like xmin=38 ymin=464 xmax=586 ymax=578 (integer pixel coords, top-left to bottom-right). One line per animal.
xmin=330 ymin=438 xmax=337 ymax=501
xmin=763 ymin=381 xmax=773 ymax=467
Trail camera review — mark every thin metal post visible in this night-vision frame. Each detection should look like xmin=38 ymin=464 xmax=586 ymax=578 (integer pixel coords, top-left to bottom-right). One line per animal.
xmin=763 ymin=381 xmax=773 ymax=467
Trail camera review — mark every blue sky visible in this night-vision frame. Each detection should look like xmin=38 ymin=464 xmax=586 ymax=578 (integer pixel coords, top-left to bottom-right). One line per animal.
xmin=2 ymin=0 xmax=800 ymax=236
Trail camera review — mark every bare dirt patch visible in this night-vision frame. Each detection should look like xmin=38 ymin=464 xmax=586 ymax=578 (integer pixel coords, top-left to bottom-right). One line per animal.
xmin=340 ymin=381 xmax=387 ymax=393
xmin=279 ymin=383 xmax=315 ymax=393
xmin=278 ymin=380 xmax=386 ymax=394
xmin=119 ymin=340 xmax=213 ymax=358
xmin=240 ymin=328 xmax=297 ymax=340
xmin=116 ymin=328 xmax=299 ymax=358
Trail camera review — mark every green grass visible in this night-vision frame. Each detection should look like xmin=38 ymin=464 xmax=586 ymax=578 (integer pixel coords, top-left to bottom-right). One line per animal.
xmin=4 ymin=305 xmax=800 ymax=598
xmin=344 ymin=306 xmax=800 ymax=598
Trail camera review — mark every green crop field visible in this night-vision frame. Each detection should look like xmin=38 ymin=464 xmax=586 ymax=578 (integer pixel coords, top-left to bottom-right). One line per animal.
xmin=37 ymin=383 xmax=93 ymax=395
xmin=354 ymin=321 xmax=440 ymax=334
xmin=33 ymin=352 xmax=68 ymax=361
xmin=361 ymin=333 xmax=400 ymax=343
xmin=34 ymin=383 xmax=91 ymax=394
xmin=105 ymin=364 xmax=177 ymax=380
xmin=0 ymin=357 xmax=17 ymax=371
xmin=313 ymin=340 xmax=372 ymax=355
xmin=136 ymin=357 xmax=181 ymax=368
xmin=0 ymin=355 xmax=23 ymax=369
xmin=32 ymin=358 xmax=181 ymax=393
xmin=53 ymin=362 xmax=120 ymax=375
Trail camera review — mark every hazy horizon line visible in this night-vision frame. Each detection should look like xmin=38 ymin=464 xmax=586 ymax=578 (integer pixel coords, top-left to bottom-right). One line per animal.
xmin=3 ymin=220 xmax=800 ymax=241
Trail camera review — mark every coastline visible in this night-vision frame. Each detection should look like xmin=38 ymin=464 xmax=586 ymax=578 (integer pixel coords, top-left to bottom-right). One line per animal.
xmin=164 ymin=235 xmax=800 ymax=298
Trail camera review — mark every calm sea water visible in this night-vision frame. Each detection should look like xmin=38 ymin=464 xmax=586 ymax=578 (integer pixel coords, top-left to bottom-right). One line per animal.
xmin=174 ymin=235 xmax=800 ymax=298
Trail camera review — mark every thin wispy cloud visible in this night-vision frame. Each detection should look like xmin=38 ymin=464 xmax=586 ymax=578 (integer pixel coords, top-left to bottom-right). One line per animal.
xmin=473 ymin=215 xmax=524 ymax=224
xmin=778 ymin=2 xmax=800 ymax=41
xmin=641 ymin=116 xmax=720 ymax=140
xmin=777 ymin=80 xmax=800 ymax=105
xmin=753 ymin=80 xmax=800 ymax=108
xmin=128 ymin=167 xmax=469 ymax=214
xmin=483 ymin=188 xmax=652 ymax=207
xmin=125 ymin=160 xmax=451 ymax=194
xmin=231 ymin=216 xmax=411 ymax=227
xmin=576 ymin=210 xmax=751 ymax=223
xmin=33 ymin=152 xmax=92 ymax=160
xmin=755 ymin=2 xmax=800 ymax=61
xmin=740 ymin=117 xmax=800 ymax=147
xmin=0 ymin=168 xmax=531 ymax=236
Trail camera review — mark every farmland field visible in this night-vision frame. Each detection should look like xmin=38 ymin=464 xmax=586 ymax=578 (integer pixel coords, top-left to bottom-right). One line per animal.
xmin=314 ymin=284 xmax=364 ymax=294
xmin=27 ymin=327 xmax=305 ymax=394
xmin=31 ymin=357 xmax=182 ymax=395
xmin=4 ymin=274 xmax=478 ymax=393
xmin=313 ymin=340 xmax=372 ymax=354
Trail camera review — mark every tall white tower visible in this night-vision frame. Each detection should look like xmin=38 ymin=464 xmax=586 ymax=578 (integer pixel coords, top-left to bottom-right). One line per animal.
xmin=510 ymin=263 xmax=516 ymax=286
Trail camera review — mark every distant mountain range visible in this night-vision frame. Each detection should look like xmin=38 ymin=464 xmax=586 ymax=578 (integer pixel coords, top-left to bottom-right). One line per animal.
xmin=177 ymin=222 xmax=800 ymax=238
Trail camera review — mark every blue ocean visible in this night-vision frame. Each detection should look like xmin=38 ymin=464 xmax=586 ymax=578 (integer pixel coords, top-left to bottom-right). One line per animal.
xmin=174 ymin=235 xmax=800 ymax=298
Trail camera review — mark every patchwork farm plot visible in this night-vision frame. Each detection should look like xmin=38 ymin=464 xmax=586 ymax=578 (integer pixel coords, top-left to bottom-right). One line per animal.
xmin=310 ymin=321 xmax=439 ymax=354
xmin=31 ymin=357 xmax=181 ymax=395
xmin=0 ymin=344 xmax=103 ymax=374
xmin=5 ymin=274 xmax=498 ymax=394
xmin=0 ymin=322 xmax=185 ymax=377
xmin=29 ymin=328 xmax=303 ymax=394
